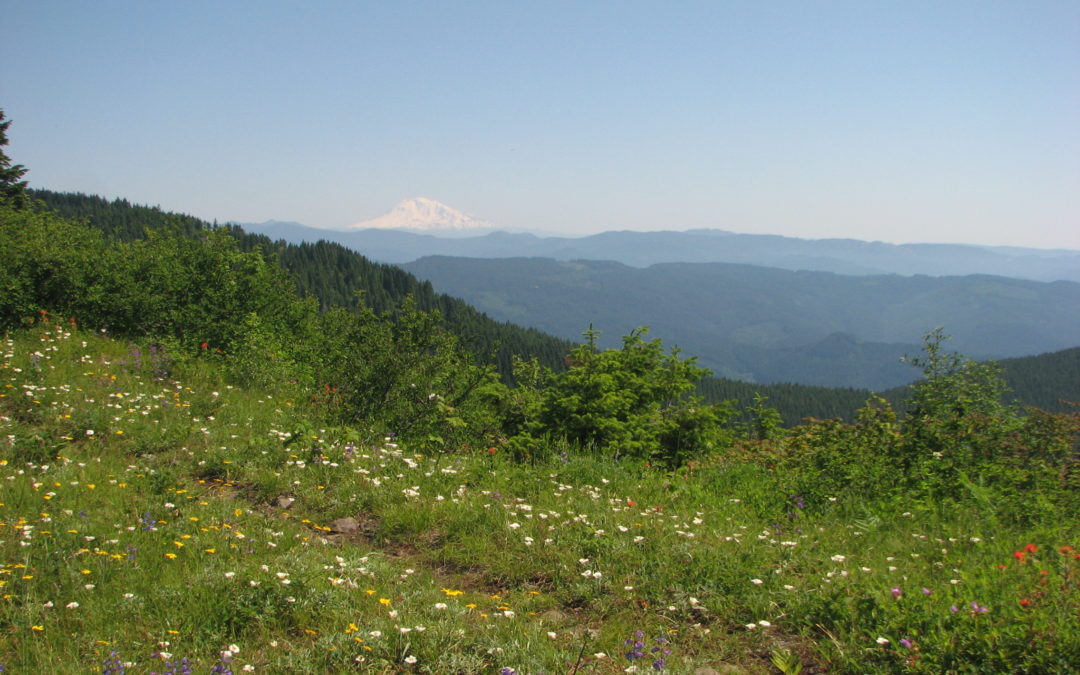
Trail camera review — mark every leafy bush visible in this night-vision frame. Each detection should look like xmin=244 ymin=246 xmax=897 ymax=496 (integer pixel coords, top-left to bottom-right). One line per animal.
xmin=0 ymin=204 xmax=106 ymax=327
xmin=780 ymin=395 xmax=900 ymax=505
xmin=774 ymin=330 xmax=1080 ymax=521
xmin=313 ymin=299 xmax=500 ymax=448
xmin=509 ymin=327 xmax=734 ymax=464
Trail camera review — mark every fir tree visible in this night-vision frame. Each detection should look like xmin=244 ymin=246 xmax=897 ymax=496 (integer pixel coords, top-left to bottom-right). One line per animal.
xmin=0 ymin=109 xmax=31 ymax=209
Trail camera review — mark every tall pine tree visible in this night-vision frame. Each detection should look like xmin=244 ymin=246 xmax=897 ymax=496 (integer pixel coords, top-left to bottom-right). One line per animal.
xmin=0 ymin=109 xmax=31 ymax=209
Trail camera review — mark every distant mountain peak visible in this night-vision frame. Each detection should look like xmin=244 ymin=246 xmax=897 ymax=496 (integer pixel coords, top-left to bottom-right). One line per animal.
xmin=344 ymin=197 xmax=496 ymax=232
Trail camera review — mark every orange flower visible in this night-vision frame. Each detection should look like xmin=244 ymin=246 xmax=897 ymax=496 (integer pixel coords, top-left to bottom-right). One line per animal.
xmin=1024 ymin=543 xmax=1038 ymax=553
xmin=1013 ymin=551 xmax=1026 ymax=562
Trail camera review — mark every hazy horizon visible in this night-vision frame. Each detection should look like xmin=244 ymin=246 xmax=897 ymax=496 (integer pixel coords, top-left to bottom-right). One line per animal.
xmin=3 ymin=1 xmax=1078 ymax=248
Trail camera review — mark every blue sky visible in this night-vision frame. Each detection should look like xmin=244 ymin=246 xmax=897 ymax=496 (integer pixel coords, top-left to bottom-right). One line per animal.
xmin=3 ymin=1 xmax=1078 ymax=248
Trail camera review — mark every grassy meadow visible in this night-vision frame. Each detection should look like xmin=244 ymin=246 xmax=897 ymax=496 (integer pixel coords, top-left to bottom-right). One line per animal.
xmin=2 ymin=322 xmax=1078 ymax=674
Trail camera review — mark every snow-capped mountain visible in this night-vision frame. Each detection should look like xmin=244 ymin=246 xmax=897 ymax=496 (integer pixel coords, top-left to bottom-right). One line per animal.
xmin=344 ymin=197 xmax=497 ymax=232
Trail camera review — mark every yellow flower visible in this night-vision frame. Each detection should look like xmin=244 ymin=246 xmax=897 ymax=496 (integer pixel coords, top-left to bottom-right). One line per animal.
xmin=31 ymin=625 xmax=44 ymax=631
xmin=164 ymin=553 xmax=177 ymax=560
xmin=378 ymin=598 xmax=391 ymax=606
xmin=204 ymin=548 xmax=216 ymax=554
xmin=440 ymin=588 xmax=464 ymax=596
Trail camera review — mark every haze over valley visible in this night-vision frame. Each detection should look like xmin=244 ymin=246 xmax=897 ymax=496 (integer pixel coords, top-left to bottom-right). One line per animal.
xmin=244 ymin=198 xmax=1080 ymax=391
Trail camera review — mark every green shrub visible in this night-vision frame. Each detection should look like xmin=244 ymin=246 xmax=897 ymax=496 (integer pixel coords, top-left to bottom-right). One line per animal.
xmin=510 ymin=327 xmax=731 ymax=464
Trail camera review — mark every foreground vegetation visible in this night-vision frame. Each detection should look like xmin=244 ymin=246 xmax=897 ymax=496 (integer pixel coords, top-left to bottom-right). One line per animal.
xmin=2 ymin=321 xmax=1077 ymax=673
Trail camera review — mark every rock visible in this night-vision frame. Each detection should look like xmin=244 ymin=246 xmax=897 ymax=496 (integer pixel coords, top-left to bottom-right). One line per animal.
xmin=329 ymin=517 xmax=360 ymax=534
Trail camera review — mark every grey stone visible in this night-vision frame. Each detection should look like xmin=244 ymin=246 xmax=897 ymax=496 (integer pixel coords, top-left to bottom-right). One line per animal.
xmin=329 ymin=517 xmax=360 ymax=534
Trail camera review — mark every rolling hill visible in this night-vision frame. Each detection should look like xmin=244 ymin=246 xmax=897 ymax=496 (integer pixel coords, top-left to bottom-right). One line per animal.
xmin=402 ymin=255 xmax=1080 ymax=390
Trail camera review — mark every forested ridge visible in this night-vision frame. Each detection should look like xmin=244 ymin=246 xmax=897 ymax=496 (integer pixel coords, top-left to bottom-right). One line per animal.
xmin=29 ymin=189 xmax=1080 ymax=424
xmin=402 ymin=255 xmax=1080 ymax=389
xmin=31 ymin=189 xmax=572 ymax=381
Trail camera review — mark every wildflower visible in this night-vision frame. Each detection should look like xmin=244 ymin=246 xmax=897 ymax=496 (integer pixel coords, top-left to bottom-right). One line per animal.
xmin=891 ymin=587 xmax=902 ymax=598
xmin=750 ymin=578 xmax=763 ymax=585
xmin=921 ymin=587 xmax=932 ymax=595
xmin=875 ymin=637 xmax=889 ymax=645
xmin=899 ymin=638 xmax=913 ymax=649
xmin=403 ymin=655 xmax=417 ymax=664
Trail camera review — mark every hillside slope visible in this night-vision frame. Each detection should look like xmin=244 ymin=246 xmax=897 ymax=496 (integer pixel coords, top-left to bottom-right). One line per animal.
xmin=31 ymin=190 xmax=573 ymax=381
xmin=403 ymin=256 xmax=1080 ymax=389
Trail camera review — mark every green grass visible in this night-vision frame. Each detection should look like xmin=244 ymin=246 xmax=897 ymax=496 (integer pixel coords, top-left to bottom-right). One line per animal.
xmin=2 ymin=324 xmax=1078 ymax=673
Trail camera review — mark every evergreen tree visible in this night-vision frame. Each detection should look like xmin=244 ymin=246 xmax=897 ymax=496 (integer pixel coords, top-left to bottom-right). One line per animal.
xmin=0 ymin=109 xmax=31 ymax=209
